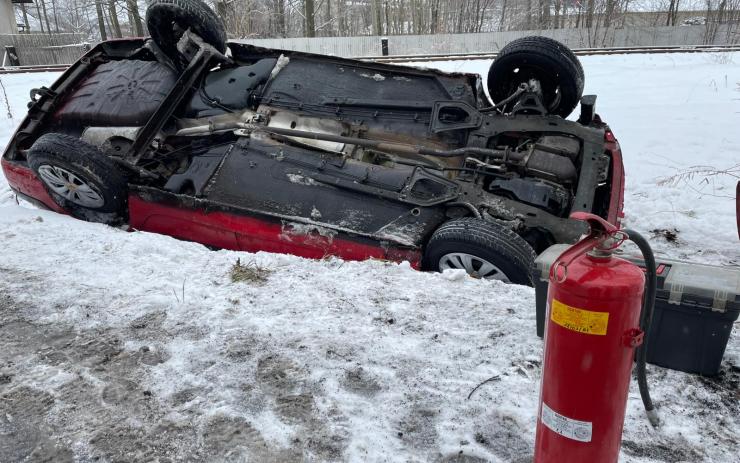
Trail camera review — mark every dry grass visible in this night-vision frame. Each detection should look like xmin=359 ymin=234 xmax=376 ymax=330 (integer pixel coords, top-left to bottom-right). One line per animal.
xmin=230 ymin=258 xmax=272 ymax=284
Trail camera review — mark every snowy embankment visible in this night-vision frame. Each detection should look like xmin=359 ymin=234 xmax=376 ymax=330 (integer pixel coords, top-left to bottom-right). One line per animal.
xmin=0 ymin=54 xmax=738 ymax=462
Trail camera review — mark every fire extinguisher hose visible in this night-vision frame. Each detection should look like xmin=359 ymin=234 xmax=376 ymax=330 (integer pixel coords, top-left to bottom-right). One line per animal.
xmin=624 ymin=228 xmax=661 ymax=428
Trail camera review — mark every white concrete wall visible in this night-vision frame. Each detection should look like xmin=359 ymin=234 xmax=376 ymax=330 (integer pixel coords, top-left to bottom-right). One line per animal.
xmin=0 ymin=1 xmax=18 ymax=35
xmin=235 ymin=25 xmax=736 ymax=58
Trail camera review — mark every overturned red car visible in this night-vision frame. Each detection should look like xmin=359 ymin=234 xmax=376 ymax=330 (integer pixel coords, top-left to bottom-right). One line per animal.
xmin=1 ymin=0 xmax=624 ymax=285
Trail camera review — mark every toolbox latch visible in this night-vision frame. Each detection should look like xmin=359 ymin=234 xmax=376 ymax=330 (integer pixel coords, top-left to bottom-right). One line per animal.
xmin=668 ymin=283 xmax=684 ymax=305
xmin=712 ymin=290 xmax=728 ymax=313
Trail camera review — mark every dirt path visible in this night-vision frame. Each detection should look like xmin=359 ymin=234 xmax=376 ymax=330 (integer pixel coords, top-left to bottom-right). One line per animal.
xmin=0 ymin=286 xmax=350 ymax=462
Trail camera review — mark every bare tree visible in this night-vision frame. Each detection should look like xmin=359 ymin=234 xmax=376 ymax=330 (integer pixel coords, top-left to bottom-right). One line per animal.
xmin=95 ymin=0 xmax=107 ymax=40
xmin=305 ymin=0 xmax=316 ymax=37
xmin=277 ymin=0 xmax=287 ymax=36
xmin=20 ymin=2 xmax=31 ymax=33
xmin=126 ymin=0 xmax=144 ymax=36
xmin=107 ymin=0 xmax=122 ymax=37
xmin=40 ymin=0 xmax=53 ymax=34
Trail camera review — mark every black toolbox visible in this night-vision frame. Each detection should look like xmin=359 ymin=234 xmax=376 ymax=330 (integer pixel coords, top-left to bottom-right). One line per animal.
xmin=534 ymin=244 xmax=740 ymax=376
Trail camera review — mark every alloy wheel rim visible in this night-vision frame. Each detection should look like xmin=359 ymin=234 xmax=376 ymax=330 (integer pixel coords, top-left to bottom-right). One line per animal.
xmin=37 ymin=165 xmax=105 ymax=208
xmin=438 ymin=252 xmax=511 ymax=282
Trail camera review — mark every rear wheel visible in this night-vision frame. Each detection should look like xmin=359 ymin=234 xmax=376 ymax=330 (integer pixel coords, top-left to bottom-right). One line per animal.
xmin=146 ymin=0 xmax=227 ymax=59
xmin=488 ymin=36 xmax=584 ymax=118
xmin=27 ymin=133 xmax=127 ymax=223
xmin=423 ymin=218 xmax=536 ymax=286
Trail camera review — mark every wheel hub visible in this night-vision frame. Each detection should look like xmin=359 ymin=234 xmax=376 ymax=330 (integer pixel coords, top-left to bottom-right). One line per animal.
xmin=438 ymin=252 xmax=511 ymax=282
xmin=37 ymin=165 xmax=105 ymax=208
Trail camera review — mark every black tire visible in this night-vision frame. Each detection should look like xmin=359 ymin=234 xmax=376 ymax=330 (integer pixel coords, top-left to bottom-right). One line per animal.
xmin=488 ymin=36 xmax=584 ymax=118
xmin=27 ymin=133 xmax=127 ymax=221
xmin=423 ymin=218 xmax=536 ymax=286
xmin=514 ymin=36 xmax=584 ymax=83
xmin=146 ymin=0 xmax=227 ymax=59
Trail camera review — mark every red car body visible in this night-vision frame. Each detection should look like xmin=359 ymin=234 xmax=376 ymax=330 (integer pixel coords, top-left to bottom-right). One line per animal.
xmin=1 ymin=38 xmax=626 ymax=270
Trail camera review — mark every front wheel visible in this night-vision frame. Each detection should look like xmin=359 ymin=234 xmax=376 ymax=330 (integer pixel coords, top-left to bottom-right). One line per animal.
xmin=487 ymin=36 xmax=584 ymax=118
xmin=146 ymin=0 xmax=228 ymax=59
xmin=27 ymin=133 xmax=128 ymax=223
xmin=423 ymin=218 xmax=536 ymax=286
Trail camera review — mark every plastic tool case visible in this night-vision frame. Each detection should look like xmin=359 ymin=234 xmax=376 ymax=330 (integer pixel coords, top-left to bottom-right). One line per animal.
xmin=534 ymin=245 xmax=740 ymax=376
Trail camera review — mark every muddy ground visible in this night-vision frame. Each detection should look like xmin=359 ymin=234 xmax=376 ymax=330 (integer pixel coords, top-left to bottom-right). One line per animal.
xmin=0 ymin=287 xmax=358 ymax=462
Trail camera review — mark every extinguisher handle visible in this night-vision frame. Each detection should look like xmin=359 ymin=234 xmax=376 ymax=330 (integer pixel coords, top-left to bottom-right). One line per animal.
xmin=549 ymin=213 xmax=621 ymax=282
xmin=570 ymin=211 xmax=619 ymax=235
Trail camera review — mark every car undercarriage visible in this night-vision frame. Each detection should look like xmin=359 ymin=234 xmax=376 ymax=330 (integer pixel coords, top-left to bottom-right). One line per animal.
xmin=1 ymin=0 xmax=625 ymax=285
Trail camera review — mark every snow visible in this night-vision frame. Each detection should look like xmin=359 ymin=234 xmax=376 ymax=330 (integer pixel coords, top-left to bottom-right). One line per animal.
xmin=269 ymin=54 xmax=291 ymax=79
xmin=360 ymin=72 xmax=386 ymax=81
xmin=0 ymin=54 xmax=739 ymax=462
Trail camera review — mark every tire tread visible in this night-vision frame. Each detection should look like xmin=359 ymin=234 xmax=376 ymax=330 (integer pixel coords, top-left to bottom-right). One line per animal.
xmin=425 ymin=218 xmax=536 ymax=285
xmin=488 ymin=36 xmax=583 ymax=117
xmin=27 ymin=133 xmax=127 ymax=215
xmin=146 ymin=0 xmax=227 ymax=56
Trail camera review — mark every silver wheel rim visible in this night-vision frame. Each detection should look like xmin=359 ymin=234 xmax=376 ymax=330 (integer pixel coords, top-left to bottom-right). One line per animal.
xmin=37 ymin=165 xmax=105 ymax=208
xmin=438 ymin=252 xmax=511 ymax=282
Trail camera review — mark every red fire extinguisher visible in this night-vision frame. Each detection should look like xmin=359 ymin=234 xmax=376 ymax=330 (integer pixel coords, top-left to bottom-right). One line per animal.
xmin=534 ymin=212 xmax=660 ymax=463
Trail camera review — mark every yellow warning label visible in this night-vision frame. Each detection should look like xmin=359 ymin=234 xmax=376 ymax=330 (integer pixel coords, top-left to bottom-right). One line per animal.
xmin=550 ymin=299 xmax=609 ymax=335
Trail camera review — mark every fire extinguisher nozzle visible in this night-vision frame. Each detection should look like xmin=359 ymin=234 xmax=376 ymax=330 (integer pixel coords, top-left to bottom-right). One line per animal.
xmin=646 ymin=407 xmax=660 ymax=428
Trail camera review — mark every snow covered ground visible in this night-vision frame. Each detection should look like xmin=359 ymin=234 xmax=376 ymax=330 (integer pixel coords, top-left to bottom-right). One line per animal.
xmin=0 ymin=53 xmax=738 ymax=462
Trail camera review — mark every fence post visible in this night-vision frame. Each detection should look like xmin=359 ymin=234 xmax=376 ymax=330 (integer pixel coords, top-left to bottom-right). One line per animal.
xmin=4 ymin=46 xmax=20 ymax=66
xmin=381 ymin=37 xmax=389 ymax=56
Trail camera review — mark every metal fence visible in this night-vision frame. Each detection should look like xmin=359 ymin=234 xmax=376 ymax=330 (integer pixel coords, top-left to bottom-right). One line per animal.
xmin=1 ymin=33 xmax=88 ymax=66
xmin=236 ymin=24 xmax=738 ymax=58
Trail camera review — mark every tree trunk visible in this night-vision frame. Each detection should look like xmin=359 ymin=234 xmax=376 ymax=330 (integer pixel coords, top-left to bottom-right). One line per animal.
xmin=499 ymin=0 xmax=507 ymax=31
xmin=430 ymin=0 xmax=440 ymax=34
xmin=305 ymin=0 xmax=316 ymax=37
xmin=337 ymin=0 xmax=347 ymax=36
xmin=20 ymin=3 xmax=30 ymax=33
xmin=325 ymin=0 xmax=332 ymax=36
xmin=478 ymin=0 xmax=492 ymax=32
xmin=604 ymin=0 xmax=615 ymax=27
xmin=51 ymin=0 xmax=60 ymax=32
xmin=127 ymin=0 xmax=144 ymax=36
xmin=108 ymin=0 xmax=122 ymax=38
xmin=586 ymin=0 xmax=595 ymax=28
xmin=666 ymin=0 xmax=675 ymax=26
xmin=383 ymin=0 xmax=391 ymax=34
xmin=274 ymin=0 xmax=286 ymax=37
xmin=455 ymin=0 xmax=464 ymax=33
xmin=40 ymin=0 xmax=52 ymax=35
xmin=541 ymin=0 xmax=551 ymax=28
xmin=371 ymin=0 xmax=382 ymax=35
xmin=95 ymin=0 xmax=107 ymax=41
xmin=34 ymin=1 xmax=45 ymax=33
xmin=671 ymin=0 xmax=681 ymax=25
